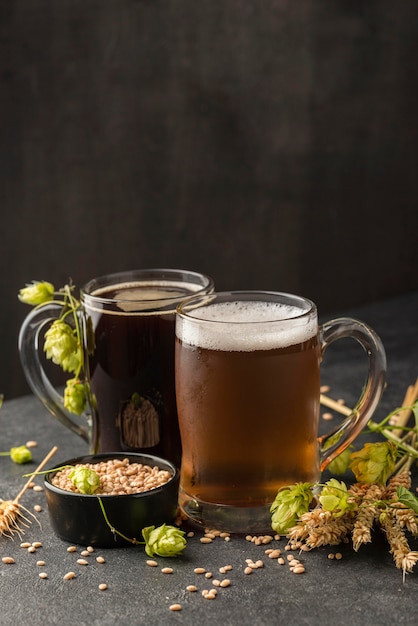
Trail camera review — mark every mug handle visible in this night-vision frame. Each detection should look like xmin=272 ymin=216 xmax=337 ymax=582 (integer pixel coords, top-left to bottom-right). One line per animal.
xmin=318 ymin=317 xmax=386 ymax=471
xmin=18 ymin=303 xmax=90 ymax=442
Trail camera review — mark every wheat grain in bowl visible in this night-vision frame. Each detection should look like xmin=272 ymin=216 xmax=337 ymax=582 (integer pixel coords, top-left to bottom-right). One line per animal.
xmin=51 ymin=457 xmax=173 ymax=495
xmin=44 ymin=452 xmax=180 ymax=547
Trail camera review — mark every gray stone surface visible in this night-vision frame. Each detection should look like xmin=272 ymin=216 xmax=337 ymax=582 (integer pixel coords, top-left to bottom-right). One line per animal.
xmin=0 ymin=292 xmax=417 ymax=625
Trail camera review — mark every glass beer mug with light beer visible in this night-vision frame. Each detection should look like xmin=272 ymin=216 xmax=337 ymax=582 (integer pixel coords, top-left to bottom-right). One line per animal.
xmin=175 ymin=291 xmax=386 ymax=533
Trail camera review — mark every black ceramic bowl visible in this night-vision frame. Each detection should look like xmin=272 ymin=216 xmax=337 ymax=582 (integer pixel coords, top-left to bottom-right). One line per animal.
xmin=44 ymin=452 xmax=179 ymax=548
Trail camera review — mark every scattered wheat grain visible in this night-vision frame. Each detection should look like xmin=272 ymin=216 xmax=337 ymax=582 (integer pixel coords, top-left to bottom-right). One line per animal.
xmin=2 ymin=557 xmax=15 ymax=564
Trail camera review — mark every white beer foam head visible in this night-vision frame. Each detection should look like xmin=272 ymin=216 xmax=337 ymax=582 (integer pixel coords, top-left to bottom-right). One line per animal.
xmin=177 ymin=301 xmax=317 ymax=351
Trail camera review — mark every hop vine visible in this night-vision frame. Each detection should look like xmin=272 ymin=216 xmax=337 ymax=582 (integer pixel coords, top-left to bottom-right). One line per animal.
xmin=273 ymin=385 xmax=418 ymax=580
xmin=18 ymin=281 xmax=93 ymax=416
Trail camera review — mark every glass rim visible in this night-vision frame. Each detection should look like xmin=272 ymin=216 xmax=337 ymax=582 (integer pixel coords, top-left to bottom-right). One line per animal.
xmin=176 ymin=290 xmax=317 ymax=325
xmin=80 ymin=268 xmax=214 ymax=307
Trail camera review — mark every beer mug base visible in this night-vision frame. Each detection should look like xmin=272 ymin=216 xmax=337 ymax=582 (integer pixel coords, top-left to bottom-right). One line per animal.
xmin=179 ymin=488 xmax=275 ymax=535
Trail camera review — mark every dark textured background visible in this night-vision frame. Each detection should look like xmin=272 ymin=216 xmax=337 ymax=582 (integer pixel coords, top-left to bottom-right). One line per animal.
xmin=1 ymin=1 xmax=418 ymax=399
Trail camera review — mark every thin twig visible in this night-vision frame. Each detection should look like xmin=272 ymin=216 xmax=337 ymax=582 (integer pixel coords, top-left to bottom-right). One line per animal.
xmin=14 ymin=446 xmax=58 ymax=503
xmin=320 ymin=394 xmax=352 ymax=417
xmin=391 ymin=379 xmax=418 ymax=437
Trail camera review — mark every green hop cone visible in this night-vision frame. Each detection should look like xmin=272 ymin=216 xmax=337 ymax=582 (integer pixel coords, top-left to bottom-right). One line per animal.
xmin=142 ymin=524 xmax=187 ymax=558
xmin=64 ymin=379 xmax=87 ymax=415
xmin=18 ymin=281 xmax=55 ymax=306
xmin=10 ymin=445 xmax=33 ymax=464
xmin=318 ymin=478 xmax=354 ymax=518
xmin=349 ymin=441 xmax=398 ymax=485
xmin=44 ymin=320 xmax=82 ymax=373
xmin=326 ymin=446 xmax=354 ymax=476
xmin=270 ymin=482 xmax=314 ymax=534
xmin=69 ymin=467 xmax=101 ymax=494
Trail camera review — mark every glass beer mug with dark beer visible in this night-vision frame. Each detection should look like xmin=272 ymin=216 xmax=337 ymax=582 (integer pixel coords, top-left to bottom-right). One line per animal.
xmin=19 ymin=268 xmax=214 ymax=468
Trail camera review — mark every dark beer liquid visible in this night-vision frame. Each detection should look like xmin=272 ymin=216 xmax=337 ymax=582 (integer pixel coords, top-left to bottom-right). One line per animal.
xmin=176 ymin=337 xmax=321 ymax=506
xmin=84 ymin=281 xmax=200 ymax=466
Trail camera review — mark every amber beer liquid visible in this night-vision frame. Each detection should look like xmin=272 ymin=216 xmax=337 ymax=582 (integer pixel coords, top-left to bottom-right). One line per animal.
xmin=83 ymin=279 xmax=211 ymax=467
xmin=175 ymin=297 xmax=321 ymax=533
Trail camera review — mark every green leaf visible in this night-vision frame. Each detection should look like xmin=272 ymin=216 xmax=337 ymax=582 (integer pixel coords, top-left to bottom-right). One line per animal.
xmin=396 ymin=486 xmax=418 ymax=514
